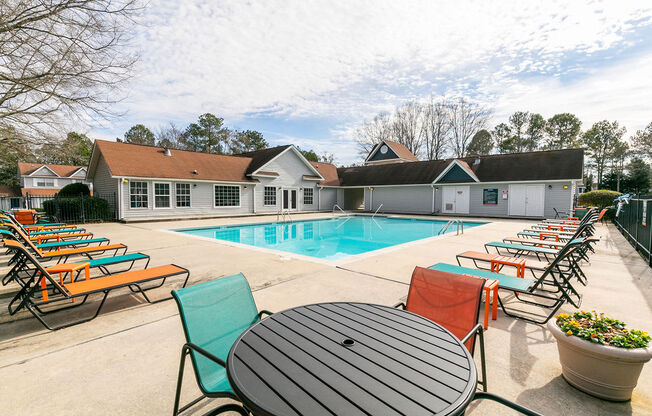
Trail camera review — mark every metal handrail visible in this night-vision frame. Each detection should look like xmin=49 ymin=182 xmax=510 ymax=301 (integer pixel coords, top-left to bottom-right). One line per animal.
xmin=372 ymin=204 xmax=384 ymax=219
xmin=438 ymin=219 xmax=464 ymax=235
xmin=333 ymin=204 xmax=347 ymax=216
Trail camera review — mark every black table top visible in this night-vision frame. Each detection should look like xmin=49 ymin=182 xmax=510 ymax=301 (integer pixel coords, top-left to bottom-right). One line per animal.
xmin=227 ymin=302 xmax=477 ymax=416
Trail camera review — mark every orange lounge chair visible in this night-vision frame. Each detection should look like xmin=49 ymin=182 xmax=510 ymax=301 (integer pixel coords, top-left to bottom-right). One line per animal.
xmin=7 ymin=256 xmax=189 ymax=330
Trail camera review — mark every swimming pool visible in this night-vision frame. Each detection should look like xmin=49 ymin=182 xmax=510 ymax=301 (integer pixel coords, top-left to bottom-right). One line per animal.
xmin=175 ymin=216 xmax=485 ymax=261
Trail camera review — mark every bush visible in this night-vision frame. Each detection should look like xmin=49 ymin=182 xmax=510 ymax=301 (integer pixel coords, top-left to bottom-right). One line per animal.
xmin=58 ymin=182 xmax=90 ymax=197
xmin=578 ymin=190 xmax=622 ymax=209
xmin=42 ymin=196 xmax=112 ymax=222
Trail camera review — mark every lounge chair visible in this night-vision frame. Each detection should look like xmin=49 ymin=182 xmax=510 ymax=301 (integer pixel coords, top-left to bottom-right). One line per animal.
xmin=1 ymin=216 xmax=86 ymax=236
xmin=6 ymin=246 xmax=189 ymax=330
xmin=171 ymin=273 xmax=272 ymax=416
xmin=484 ymin=237 xmax=597 ymax=263
xmin=544 ymin=207 xmax=596 ymax=224
xmin=1 ymin=212 xmax=70 ymax=230
xmin=430 ymin=242 xmax=586 ymax=324
xmin=1 ymin=221 xmax=108 ymax=252
xmin=394 ymin=266 xmax=487 ymax=391
xmin=2 ymin=239 xmax=149 ymax=286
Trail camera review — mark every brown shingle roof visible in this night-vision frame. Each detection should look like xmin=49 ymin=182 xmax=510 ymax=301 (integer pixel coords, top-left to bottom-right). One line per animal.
xmin=21 ymin=188 xmax=59 ymax=196
xmin=236 ymin=145 xmax=292 ymax=174
xmin=310 ymin=162 xmax=340 ymax=186
xmin=94 ymin=140 xmax=258 ymax=183
xmin=18 ymin=163 xmax=86 ymax=177
xmin=384 ymin=140 xmax=419 ymax=162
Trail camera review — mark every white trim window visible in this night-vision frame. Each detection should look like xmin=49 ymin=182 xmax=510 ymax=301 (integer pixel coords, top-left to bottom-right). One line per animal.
xmin=130 ymin=181 xmax=148 ymax=208
xmin=176 ymin=183 xmax=191 ymax=207
xmin=154 ymin=183 xmax=171 ymax=208
xmin=35 ymin=179 xmax=55 ymax=187
xmin=264 ymin=186 xmax=276 ymax=206
xmin=214 ymin=185 xmax=240 ymax=207
xmin=303 ymin=188 xmax=313 ymax=205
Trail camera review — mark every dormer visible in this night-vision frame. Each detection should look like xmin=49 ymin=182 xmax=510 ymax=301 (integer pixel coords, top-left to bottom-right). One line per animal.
xmin=364 ymin=140 xmax=419 ymax=166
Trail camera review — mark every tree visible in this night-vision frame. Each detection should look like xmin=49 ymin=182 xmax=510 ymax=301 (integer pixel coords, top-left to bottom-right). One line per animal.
xmin=319 ymin=153 xmax=335 ymax=164
xmin=58 ymin=132 xmax=93 ymax=165
xmin=0 ymin=0 xmax=140 ymax=139
xmin=625 ymin=158 xmax=651 ymax=194
xmin=229 ymin=130 xmax=268 ymax=154
xmin=0 ymin=128 xmax=35 ymax=186
xmin=507 ymin=111 xmax=530 ymax=152
xmin=354 ymin=113 xmax=392 ymax=158
xmin=493 ymin=123 xmax=512 ymax=153
xmin=298 ymin=148 xmax=319 ymax=162
xmin=156 ymin=123 xmax=185 ymax=149
xmin=608 ymin=141 xmax=629 ymax=192
xmin=526 ymin=113 xmax=546 ymax=151
xmin=181 ymin=113 xmax=230 ymax=154
xmin=122 ymin=124 xmax=156 ymax=146
xmin=392 ymin=100 xmax=424 ymax=157
xmin=466 ymin=129 xmax=493 ymax=156
xmin=449 ymin=99 xmax=491 ymax=158
xmin=631 ymin=122 xmax=652 ymax=160
xmin=422 ymin=97 xmax=451 ymax=160
xmin=582 ymin=120 xmax=627 ymax=188
xmin=544 ymin=113 xmax=582 ymax=149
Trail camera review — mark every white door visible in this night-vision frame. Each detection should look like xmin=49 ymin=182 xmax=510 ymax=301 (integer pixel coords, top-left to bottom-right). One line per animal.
xmin=509 ymin=185 xmax=526 ymax=216
xmin=525 ymin=184 xmax=545 ymax=217
xmin=509 ymin=184 xmax=544 ymax=217
xmin=441 ymin=186 xmax=470 ymax=214
xmin=282 ymin=189 xmax=298 ymax=211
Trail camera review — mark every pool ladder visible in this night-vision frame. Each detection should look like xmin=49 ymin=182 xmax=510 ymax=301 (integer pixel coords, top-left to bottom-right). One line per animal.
xmin=333 ymin=204 xmax=349 ymax=217
xmin=439 ymin=219 xmax=464 ymax=235
xmin=277 ymin=208 xmax=293 ymax=223
xmin=372 ymin=204 xmax=384 ymax=219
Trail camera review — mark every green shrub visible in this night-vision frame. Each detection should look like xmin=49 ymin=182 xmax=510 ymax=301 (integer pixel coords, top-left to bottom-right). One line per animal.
xmin=578 ymin=190 xmax=622 ymax=209
xmin=58 ymin=182 xmax=90 ymax=197
xmin=42 ymin=196 xmax=112 ymax=222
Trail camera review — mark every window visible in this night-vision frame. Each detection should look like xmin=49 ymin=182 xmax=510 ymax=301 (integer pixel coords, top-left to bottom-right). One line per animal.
xmin=154 ymin=183 xmax=170 ymax=208
xmin=214 ymin=185 xmax=240 ymax=207
xmin=36 ymin=179 xmax=55 ymax=187
xmin=130 ymin=181 xmax=148 ymax=208
xmin=303 ymin=188 xmax=313 ymax=205
xmin=176 ymin=183 xmax=191 ymax=207
xmin=264 ymin=186 xmax=276 ymax=206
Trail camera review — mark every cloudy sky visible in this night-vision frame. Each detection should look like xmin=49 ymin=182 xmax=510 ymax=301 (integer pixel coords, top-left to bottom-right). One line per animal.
xmin=92 ymin=1 xmax=652 ymax=164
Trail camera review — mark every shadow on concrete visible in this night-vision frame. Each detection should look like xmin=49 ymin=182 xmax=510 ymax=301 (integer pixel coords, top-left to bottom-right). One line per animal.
xmin=517 ymin=375 xmax=633 ymax=416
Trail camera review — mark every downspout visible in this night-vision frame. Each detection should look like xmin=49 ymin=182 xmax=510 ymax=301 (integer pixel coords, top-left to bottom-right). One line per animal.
xmin=369 ymin=187 xmax=373 ymax=211
xmin=117 ymin=177 xmax=123 ymax=221
xmin=252 ymin=184 xmax=256 ymax=214
xmin=318 ymin=187 xmax=321 ymax=211
xmin=431 ymin=185 xmax=435 ymax=214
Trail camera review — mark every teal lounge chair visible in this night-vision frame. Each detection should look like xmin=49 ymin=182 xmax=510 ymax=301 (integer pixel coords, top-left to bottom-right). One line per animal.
xmin=171 ymin=273 xmax=272 ymax=416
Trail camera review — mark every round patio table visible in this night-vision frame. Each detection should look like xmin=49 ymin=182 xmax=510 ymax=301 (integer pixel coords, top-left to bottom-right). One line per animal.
xmin=227 ymin=302 xmax=477 ymax=416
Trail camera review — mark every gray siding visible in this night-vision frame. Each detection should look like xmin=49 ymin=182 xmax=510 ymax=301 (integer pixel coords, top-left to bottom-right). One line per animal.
xmin=318 ymin=188 xmax=337 ymax=211
xmin=121 ymin=180 xmax=255 ymax=219
xmin=544 ymin=182 xmax=573 ymax=218
xmin=252 ymin=150 xmax=320 ymax=213
xmin=469 ymin=185 xmax=509 ymax=216
xmin=369 ymin=186 xmax=433 ymax=214
xmin=92 ymin=157 xmax=118 ymax=195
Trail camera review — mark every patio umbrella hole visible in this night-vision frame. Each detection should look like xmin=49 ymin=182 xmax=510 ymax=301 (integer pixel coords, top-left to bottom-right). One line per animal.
xmin=341 ymin=338 xmax=355 ymax=347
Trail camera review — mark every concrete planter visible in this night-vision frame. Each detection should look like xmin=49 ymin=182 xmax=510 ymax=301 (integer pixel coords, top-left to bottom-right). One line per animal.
xmin=547 ymin=319 xmax=652 ymax=401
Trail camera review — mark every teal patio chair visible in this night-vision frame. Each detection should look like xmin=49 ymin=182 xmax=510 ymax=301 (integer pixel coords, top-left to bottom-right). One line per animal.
xmin=171 ymin=273 xmax=272 ymax=416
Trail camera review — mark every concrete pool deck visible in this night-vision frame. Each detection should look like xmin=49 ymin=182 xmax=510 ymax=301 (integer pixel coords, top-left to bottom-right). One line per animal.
xmin=0 ymin=213 xmax=650 ymax=415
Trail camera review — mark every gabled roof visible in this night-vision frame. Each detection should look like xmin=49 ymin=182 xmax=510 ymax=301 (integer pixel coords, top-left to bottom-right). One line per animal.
xmin=236 ymin=145 xmax=292 ymax=175
xmin=89 ymin=140 xmax=258 ymax=183
xmin=365 ymin=140 xmax=419 ymax=164
xmin=236 ymin=145 xmax=323 ymax=179
xmin=310 ymin=162 xmax=340 ymax=186
xmin=18 ymin=163 xmax=86 ymax=177
xmin=433 ymin=160 xmax=480 ymax=183
xmin=338 ymin=149 xmax=584 ymax=186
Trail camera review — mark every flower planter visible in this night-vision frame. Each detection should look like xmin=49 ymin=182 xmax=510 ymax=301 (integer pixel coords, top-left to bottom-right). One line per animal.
xmin=547 ymin=319 xmax=652 ymax=401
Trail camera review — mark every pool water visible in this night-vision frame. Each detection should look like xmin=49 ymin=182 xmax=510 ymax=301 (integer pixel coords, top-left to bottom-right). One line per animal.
xmin=175 ymin=216 xmax=485 ymax=261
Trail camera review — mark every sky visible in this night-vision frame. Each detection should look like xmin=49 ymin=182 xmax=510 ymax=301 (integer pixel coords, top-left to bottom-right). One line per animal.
xmin=90 ymin=1 xmax=652 ymax=165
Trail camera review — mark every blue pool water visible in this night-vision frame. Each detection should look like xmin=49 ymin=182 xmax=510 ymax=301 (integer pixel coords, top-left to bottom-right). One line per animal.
xmin=175 ymin=216 xmax=485 ymax=261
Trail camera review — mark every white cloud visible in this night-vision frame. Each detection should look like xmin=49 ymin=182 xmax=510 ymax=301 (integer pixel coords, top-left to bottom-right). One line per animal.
xmin=90 ymin=0 xmax=652 ymax=162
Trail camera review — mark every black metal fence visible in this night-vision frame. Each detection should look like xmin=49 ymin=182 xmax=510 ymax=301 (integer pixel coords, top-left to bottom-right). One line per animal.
xmin=613 ymin=194 xmax=652 ymax=267
xmin=2 ymin=192 xmax=118 ymax=223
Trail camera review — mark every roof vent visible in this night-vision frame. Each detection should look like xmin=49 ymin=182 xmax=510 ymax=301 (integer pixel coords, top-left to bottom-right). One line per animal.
xmin=163 ymin=147 xmax=172 ymax=157
xmin=473 ymin=158 xmax=481 ymax=165
xmin=193 ymin=169 xmax=198 ymax=175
